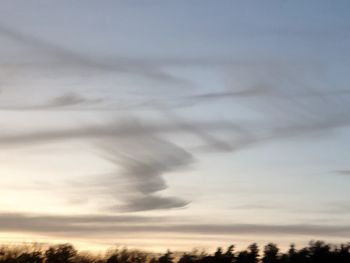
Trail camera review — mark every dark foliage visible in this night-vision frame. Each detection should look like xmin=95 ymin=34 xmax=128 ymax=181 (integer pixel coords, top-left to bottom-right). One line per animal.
xmin=0 ymin=241 xmax=349 ymax=263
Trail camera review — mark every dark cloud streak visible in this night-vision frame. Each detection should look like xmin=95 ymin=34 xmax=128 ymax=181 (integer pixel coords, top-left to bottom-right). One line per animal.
xmin=0 ymin=23 xmax=189 ymax=85
xmin=0 ymin=213 xmax=349 ymax=238
xmin=0 ymin=92 xmax=104 ymax=110
xmin=99 ymin=132 xmax=193 ymax=211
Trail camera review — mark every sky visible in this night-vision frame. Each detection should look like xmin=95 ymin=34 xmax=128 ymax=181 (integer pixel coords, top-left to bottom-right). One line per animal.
xmin=0 ymin=0 xmax=350 ymax=252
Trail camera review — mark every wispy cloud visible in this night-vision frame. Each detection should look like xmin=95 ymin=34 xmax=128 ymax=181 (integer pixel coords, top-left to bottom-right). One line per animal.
xmin=1 ymin=22 xmax=350 ymax=215
xmin=0 ymin=213 xmax=349 ymax=238
xmin=44 ymin=93 xmax=103 ymax=108
xmin=117 ymin=196 xmax=189 ymax=212
xmin=0 ymin=92 xmax=104 ymax=110
xmin=0 ymin=23 xmax=189 ymax=85
xmin=99 ymin=133 xmax=193 ymax=211
xmin=335 ymin=170 xmax=350 ymax=176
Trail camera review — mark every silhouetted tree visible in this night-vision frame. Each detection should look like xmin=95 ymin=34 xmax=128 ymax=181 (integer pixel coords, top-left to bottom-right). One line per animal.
xmin=105 ymin=248 xmax=120 ymax=263
xmin=236 ymin=251 xmax=250 ymax=263
xmin=337 ymin=244 xmax=350 ymax=263
xmin=308 ymin=241 xmax=332 ymax=263
xmin=214 ymin=248 xmax=223 ymax=258
xmin=178 ymin=253 xmax=197 ymax=263
xmin=1 ymin=240 xmax=350 ymax=263
xmin=128 ymin=250 xmax=147 ymax=263
xmin=248 ymin=243 xmax=259 ymax=263
xmin=45 ymin=244 xmax=77 ymax=263
xmin=106 ymin=254 xmax=119 ymax=263
xmin=235 ymin=244 xmax=259 ymax=263
xmin=119 ymin=249 xmax=131 ymax=263
xmin=287 ymin=244 xmax=297 ymax=263
xmin=74 ymin=254 xmax=96 ymax=263
xmin=213 ymin=247 xmax=226 ymax=263
xmin=292 ymin=247 xmax=310 ymax=263
xmin=17 ymin=251 xmax=43 ymax=263
xmin=225 ymin=245 xmax=235 ymax=257
xmin=158 ymin=250 xmax=174 ymax=263
xmin=262 ymin=243 xmax=279 ymax=263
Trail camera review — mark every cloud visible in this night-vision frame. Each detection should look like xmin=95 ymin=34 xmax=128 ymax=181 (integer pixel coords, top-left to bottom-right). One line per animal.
xmin=0 ymin=213 xmax=165 ymax=234
xmin=311 ymin=202 xmax=350 ymax=215
xmin=188 ymin=68 xmax=350 ymax=151
xmin=0 ymin=117 xmax=229 ymax=212
xmin=1 ymin=23 xmax=350 ymax=216
xmin=99 ymin=132 xmax=194 ymax=212
xmin=44 ymin=93 xmax=103 ymax=108
xmin=0 ymin=118 xmax=198 ymax=212
xmin=118 ymin=196 xmax=189 ymax=212
xmin=0 ymin=92 xmax=104 ymax=110
xmin=0 ymin=213 xmax=349 ymax=239
xmin=0 ymin=119 xmax=240 ymax=148
xmin=0 ymin=98 xmax=347 ymax=213
xmin=335 ymin=170 xmax=350 ymax=176
xmin=231 ymin=203 xmax=278 ymax=210
xmin=188 ymin=86 xmax=350 ymax=104
xmin=188 ymin=86 xmax=271 ymax=102
xmin=0 ymin=23 xmax=189 ymax=85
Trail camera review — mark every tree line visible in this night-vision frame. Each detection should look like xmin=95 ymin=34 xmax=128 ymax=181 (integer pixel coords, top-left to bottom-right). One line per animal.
xmin=0 ymin=241 xmax=349 ymax=263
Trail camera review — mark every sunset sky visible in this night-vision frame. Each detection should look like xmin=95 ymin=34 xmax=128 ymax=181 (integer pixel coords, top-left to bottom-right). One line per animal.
xmin=0 ymin=0 xmax=350 ymax=252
